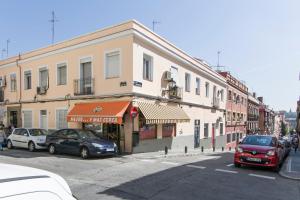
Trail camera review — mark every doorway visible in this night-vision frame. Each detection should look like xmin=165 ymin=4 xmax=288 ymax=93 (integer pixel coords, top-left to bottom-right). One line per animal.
xmin=194 ymin=120 xmax=200 ymax=148
xmin=9 ymin=111 xmax=18 ymax=127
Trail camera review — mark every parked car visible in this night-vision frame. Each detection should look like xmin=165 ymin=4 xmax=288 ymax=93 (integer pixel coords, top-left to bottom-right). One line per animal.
xmin=234 ymin=135 xmax=284 ymax=172
xmin=46 ymin=129 xmax=117 ymax=159
xmin=0 ymin=163 xmax=77 ymax=200
xmin=278 ymin=138 xmax=291 ymax=158
xmin=7 ymin=128 xmax=48 ymax=151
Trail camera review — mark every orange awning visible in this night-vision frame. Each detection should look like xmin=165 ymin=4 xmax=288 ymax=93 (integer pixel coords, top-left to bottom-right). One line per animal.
xmin=67 ymin=101 xmax=130 ymax=124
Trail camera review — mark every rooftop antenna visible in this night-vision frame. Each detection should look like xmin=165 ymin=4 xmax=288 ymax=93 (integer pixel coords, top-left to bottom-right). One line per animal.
xmin=49 ymin=11 xmax=58 ymax=44
xmin=152 ymin=20 xmax=160 ymax=32
xmin=6 ymin=39 xmax=10 ymax=57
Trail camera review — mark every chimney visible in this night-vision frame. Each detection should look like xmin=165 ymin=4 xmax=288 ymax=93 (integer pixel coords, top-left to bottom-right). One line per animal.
xmin=258 ymin=97 xmax=263 ymax=103
xmin=253 ymin=92 xmax=256 ymax=98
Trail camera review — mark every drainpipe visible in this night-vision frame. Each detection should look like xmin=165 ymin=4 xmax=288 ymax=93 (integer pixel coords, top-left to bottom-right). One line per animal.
xmin=17 ymin=53 xmax=22 ymax=127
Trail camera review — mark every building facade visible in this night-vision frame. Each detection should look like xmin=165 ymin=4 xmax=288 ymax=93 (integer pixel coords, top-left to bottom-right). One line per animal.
xmin=218 ymin=71 xmax=248 ymax=148
xmin=0 ymin=20 xmax=227 ymax=153
xmin=247 ymin=92 xmax=259 ymax=134
xmin=258 ymin=97 xmax=275 ymax=134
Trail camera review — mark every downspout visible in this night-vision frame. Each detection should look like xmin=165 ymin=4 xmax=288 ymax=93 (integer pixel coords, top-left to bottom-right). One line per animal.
xmin=17 ymin=53 xmax=22 ymax=127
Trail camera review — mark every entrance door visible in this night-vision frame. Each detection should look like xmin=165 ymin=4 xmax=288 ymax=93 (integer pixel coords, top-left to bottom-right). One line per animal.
xmin=10 ymin=111 xmax=18 ymax=127
xmin=40 ymin=110 xmax=47 ymax=129
xmin=212 ymin=123 xmax=215 ymax=149
xmin=194 ymin=120 xmax=200 ymax=148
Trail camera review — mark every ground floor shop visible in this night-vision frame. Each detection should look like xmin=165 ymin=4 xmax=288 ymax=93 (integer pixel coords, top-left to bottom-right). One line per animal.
xmin=2 ymin=97 xmax=227 ymax=154
xmin=225 ymin=124 xmax=247 ymax=149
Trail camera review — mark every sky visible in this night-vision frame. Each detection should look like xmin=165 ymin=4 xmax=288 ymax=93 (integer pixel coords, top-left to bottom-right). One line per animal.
xmin=0 ymin=0 xmax=299 ymax=111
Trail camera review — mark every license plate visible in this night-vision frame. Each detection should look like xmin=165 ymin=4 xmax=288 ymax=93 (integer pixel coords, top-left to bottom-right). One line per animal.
xmin=106 ymin=148 xmax=114 ymax=152
xmin=246 ymin=157 xmax=261 ymax=162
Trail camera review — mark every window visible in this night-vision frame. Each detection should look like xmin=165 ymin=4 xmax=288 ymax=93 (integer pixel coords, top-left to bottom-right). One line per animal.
xmin=143 ymin=54 xmax=153 ymax=81
xmin=227 ymin=133 xmax=231 ymax=143
xmin=220 ymin=89 xmax=224 ymax=101
xmin=24 ymin=70 xmax=31 ymax=90
xmin=204 ymin=123 xmax=209 ymax=138
xmin=170 ymin=66 xmax=178 ymax=84
xmin=40 ymin=110 xmax=47 ymax=129
xmin=232 ymin=133 xmax=236 ymax=141
xmin=205 ymin=82 xmax=209 ymax=97
xmin=56 ymin=109 xmax=68 ymax=129
xmin=220 ymin=123 xmax=224 ymax=135
xmin=10 ymin=73 xmax=16 ymax=92
xmin=185 ymin=73 xmax=191 ymax=92
xmin=233 ymin=112 xmax=236 ymax=121
xmin=241 ymin=97 xmax=244 ymax=105
xmin=23 ymin=111 xmax=32 ymax=128
xmin=196 ymin=77 xmax=200 ymax=95
xmin=227 ymin=112 xmax=231 ymax=121
xmin=228 ymin=90 xmax=232 ymax=100
xmin=57 ymin=63 xmax=67 ymax=85
xmin=105 ymin=51 xmax=120 ymax=78
xmin=39 ymin=67 xmax=48 ymax=88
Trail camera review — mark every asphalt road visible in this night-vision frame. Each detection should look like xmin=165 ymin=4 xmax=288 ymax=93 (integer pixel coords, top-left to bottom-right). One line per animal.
xmin=0 ymin=149 xmax=299 ymax=200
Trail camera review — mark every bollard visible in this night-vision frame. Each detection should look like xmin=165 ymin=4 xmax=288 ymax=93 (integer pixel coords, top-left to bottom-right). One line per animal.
xmin=201 ymin=146 xmax=204 ymax=152
xmin=185 ymin=146 xmax=188 ymax=154
xmin=165 ymin=146 xmax=168 ymax=155
xmin=222 ymin=147 xmax=224 ymax=152
xmin=229 ymin=147 xmax=231 ymax=151
xmin=213 ymin=147 xmax=215 ymax=152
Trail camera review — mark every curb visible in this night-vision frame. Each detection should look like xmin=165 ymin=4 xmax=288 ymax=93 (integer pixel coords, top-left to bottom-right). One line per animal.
xmin=278 ymin=156 xmax=300 ymax=181
xmin=278 ymin=171 xmax=300 ymax=181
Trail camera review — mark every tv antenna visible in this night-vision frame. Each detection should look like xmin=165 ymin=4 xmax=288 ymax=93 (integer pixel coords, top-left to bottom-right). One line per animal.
xmin=152 ymin=20 xmax=161 ymax=32
xmin=49 ymin=11 xmax=59 ymax=44
xmin=6 ymin=39 xmax=10 ymax=57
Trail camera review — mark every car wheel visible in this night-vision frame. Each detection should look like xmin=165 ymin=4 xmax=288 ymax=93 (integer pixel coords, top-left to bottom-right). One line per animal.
xmin=49 ymin=144 xmax=56 ymax=154
xmin=234 ymin=162 xmax=241 ymax=168
xmin=28 ymin=142 xmax=35 ymax=152
xmin=7 ymin=140 xmax=13 ymax=149
xmin=80 ymin=147 xmax=89 ymax=159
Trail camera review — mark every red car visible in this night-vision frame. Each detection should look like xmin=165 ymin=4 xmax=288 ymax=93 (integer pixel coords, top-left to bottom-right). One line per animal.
xmin=234 ymin=135 xmax=284 ymax=171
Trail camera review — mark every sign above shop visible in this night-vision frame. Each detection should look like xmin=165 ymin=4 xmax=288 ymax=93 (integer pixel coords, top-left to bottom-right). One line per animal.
xmin=120 ymin=81 xmax=127 ymax=87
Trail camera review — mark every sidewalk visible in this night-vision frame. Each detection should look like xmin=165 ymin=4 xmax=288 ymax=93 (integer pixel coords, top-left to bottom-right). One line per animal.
xmin=123 ymin=148 xmax=234 ymax=160
xmin=279 ymin=150 xmax=300 ymax=180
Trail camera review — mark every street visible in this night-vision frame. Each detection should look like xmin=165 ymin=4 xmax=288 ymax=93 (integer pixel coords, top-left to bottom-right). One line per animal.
xmin=0 ymin=149 xmax=299 ymax=200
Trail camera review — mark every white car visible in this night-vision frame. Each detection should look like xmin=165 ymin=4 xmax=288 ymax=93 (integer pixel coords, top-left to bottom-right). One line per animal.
xmin=7 ymin=128 xmax=48 ymax=151
xmin=0 ymin=163 xmax=77 ymax=200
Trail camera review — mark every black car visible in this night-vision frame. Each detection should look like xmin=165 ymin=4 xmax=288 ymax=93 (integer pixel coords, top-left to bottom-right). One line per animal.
xmin=46 ymin=129 xmax=117 ymax=159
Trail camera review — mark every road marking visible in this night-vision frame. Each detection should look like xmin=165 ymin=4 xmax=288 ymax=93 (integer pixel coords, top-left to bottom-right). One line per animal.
xmin=226 ymin=163 xmax=234 ymax=167
xmin=215 ymin=169 xmax=238 ymax=174
xmin=287 ymin=158 xmax=292 ymax=172
xmin=140 ymin=159 xmax=155 ymax=163
xmin=248 ymin=173 xmax=276 ymax=180
xmin=161 ymin=161 xmax=179 ymax=166
xmin=186 ymin=165 xmax=206 ymax=169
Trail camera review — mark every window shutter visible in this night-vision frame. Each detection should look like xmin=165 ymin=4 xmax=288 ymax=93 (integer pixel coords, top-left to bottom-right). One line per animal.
xmin=56 ymin=109 xmax=68 ymax=129
xmin=106 ymin=51 xmax=120 ymax=78
xmin=23 ymin=111 xmax=32 ymax=128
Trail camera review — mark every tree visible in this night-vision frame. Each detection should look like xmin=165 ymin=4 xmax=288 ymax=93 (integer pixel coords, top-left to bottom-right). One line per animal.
xmin=281 ymin=121 xmax=287 ymax=136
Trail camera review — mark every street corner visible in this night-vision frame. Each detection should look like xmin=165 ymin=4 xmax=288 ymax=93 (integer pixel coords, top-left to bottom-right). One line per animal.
xmin=279 ymin=152 xmax=300 ymax=180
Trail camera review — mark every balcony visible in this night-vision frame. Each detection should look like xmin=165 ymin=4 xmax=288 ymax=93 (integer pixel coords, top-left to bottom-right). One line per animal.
xmin=169 ymin=86 xmax=183 ymax=99
xmin=74 ymin=78 xmax=94 ymax=95
xmin=212 ymin=97 xmax=220 ymax=108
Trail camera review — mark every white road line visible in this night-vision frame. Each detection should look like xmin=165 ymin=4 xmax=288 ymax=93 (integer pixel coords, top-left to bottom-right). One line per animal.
xmin=215 ymin=169 xmax=238 ymax=174
xmin=248 ymin=173 xmax=276 ymax=180
xmin=287 ymin=158 xmax=292 ymax=172
xmin=161 ymin=161 xmax=179 ymax=166
xmin=226 ymin=163 xmax=234 ymax=167
xmin=140 ymin=159 xmax=155 ymax=163
xmin=186 ymin=165 xmax=206 ymax=169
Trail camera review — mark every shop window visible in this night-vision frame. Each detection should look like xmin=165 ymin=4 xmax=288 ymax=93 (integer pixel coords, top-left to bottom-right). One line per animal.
xmin=162 ymin=124 xmax=175 ymax=137
xmin=232 ymin=133 xmax=236 ymax=141
xmin=139 ymin=124 xmax=157 ymax=140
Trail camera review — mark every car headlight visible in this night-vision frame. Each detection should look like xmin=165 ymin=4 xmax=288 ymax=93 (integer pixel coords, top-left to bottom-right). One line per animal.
xmin=236 ymin=147 xmax=243 ymax=153
xmin=92 ymin=143 xmax=104 ymax=148
xmin=266 ymin=150 xmax=275 ymax=156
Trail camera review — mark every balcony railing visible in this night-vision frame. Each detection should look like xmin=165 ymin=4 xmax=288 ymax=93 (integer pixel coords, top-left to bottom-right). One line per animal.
xmin=169 ymin=86 xmax=183 ymax=99
xmin=212 ymin=97 xmax=220 ymax=108
xmin=74 ymin=78 xmax=94 ymax=95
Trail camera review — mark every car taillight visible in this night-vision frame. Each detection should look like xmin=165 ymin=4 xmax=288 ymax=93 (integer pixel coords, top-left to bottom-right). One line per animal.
xmin=266 ymin=150 xmax=275 ymax=156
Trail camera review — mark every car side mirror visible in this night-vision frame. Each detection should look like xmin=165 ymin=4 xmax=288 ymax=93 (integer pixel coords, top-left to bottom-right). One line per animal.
xmin=239 ymin=141 xmax=242 ymax=144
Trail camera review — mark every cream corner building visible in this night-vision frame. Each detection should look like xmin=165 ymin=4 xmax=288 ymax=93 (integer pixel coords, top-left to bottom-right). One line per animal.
xmin=0 ymin=20 xmax=227 ymax=153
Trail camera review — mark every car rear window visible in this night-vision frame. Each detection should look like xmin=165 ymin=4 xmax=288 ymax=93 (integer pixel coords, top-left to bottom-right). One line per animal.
xmin=29 ymin=129 xmax=48 ymax=136
xmin=242 ymin=136 xmax=274 ymax=146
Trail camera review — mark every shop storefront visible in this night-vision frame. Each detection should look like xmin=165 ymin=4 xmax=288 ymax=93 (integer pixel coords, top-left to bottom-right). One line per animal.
xmin=67 ymin=101 xmax=130 ymax=153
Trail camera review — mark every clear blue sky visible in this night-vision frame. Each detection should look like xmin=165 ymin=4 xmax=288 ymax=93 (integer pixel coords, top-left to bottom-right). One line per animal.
xmin=0 ymin=0 xmax=299 ymax=111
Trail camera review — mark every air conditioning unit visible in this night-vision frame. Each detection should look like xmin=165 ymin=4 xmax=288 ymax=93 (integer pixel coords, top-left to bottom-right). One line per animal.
xmin=164 ymin=71 xmax=172 ymax=81
xmin=37 ymin=86 xmax=47 ymax=95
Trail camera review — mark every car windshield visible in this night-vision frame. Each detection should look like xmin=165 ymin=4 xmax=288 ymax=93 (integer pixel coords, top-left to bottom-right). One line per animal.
xmin=241 ymin=136 xmax=273 ymax=146
xmin=77 ymin=130 xmax=98 ymax=139
xmin=29 ymin=129 xmax=48 ymax=136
